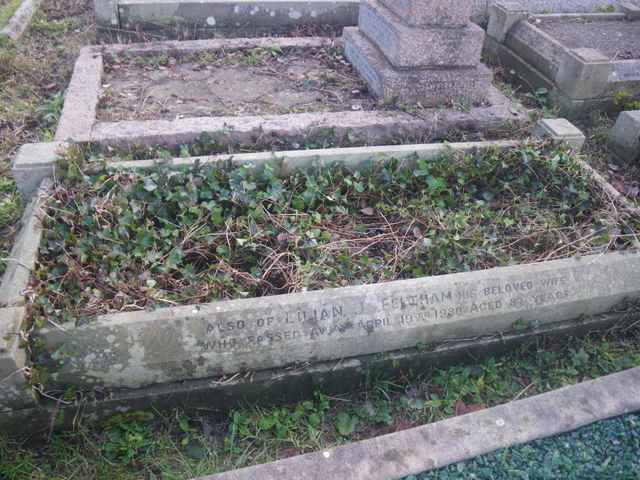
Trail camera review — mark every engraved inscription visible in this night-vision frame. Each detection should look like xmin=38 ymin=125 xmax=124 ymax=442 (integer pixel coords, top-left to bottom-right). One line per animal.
xmin=195 ymin=269 xmax=579 ymax=354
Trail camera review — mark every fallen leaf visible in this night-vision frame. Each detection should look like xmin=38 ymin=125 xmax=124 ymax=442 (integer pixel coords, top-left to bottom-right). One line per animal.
xmin=455 ymin=400 xmax=487 ymax=416
xmin=360 ymin=207 xmax=374 ymax=216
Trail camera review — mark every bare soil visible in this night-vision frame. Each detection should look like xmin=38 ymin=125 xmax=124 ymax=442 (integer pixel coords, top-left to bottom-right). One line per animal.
xmin=97 ymin=46 xmax=378 ymax=121
xmin=536 ymin=19 xmax=640 ymax=60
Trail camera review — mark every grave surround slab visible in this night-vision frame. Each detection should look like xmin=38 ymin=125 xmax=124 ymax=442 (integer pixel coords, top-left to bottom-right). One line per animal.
xmin=7 ymin=129 xmax=639 ymax=392
xmin=197 ymin=366 xmax=640 ymax=480
xmin=4 ymin=130 xmax=640 ymax=431
xmin=53 ymin=36 xmax=527 ymax=148
xmin=0 ymin=182 xmax=50 ymax=412
xmin=35 ymin=250 xmax=640 ymax=389
xmin=484 ymin=3 xmax=640 ymax=118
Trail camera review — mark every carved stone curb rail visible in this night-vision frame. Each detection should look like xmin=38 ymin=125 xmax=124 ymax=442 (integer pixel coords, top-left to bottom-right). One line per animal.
xmin=195 ymin=366 xmax=640 ymax=480
xmin=0 ymin=181 xmax=50 ymax=412
xmin=36 ymin=252 xmax=640 ymax=389
xmin=11 ymin=140 xmax=518 ymax=201
xmin=54 ymin=36 xmax=527 ymax=148
xmin=1 ymin=0 xmax=41 ymax=40
xmin=0 ymin=311 xmax=631 ymax=434
xmin=484 ymin=3 xmax=640 ymax=118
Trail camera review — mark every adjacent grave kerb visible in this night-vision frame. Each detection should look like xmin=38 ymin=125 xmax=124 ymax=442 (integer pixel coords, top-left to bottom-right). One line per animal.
xmin=555 ymin=48 xmax=611 ymax=100
xmin=344 ymin=0 xmax=493 ymax=106
xmin=621 ymin=1 xmax=640 ymax=20
xmin=533 ymin=118 xmax=586 ymax=151
xmin=486 ymin=1 xmax=529 ymax=43
xmin=609 ymin=110 xmax=640 ymax=162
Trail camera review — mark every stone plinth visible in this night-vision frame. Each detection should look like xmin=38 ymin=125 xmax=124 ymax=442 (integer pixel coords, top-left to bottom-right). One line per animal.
xmin=379 ymin=0 xmax=473 ymax=27
xmin=359 ymin=0 xmax=485 ymax=68
xmin=344 ymin=27 xmax=492 ymax=105
xmin=344 ymin=0 xmax=492 ymax=106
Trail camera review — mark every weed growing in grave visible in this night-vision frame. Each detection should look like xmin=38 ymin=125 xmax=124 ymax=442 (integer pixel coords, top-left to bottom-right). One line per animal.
xmin=0 ymin=176 xmax=21 ymax=275
xmin=30 ymin=143 xmax=633 ymax=325
xmin=614 ymin=90 xmax=640 ymax=112
xmin=0 ymin=0 xmax=21 ymax=28
xmin=3 ymin=324 xmax=640 ymax=479
xmin=523 ymin=87 xmax=558 ymax=118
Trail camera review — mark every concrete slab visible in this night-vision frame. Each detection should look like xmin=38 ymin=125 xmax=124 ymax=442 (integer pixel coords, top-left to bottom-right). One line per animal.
xmin=0 ymin=307 xmax=36 ymax=411
xmin=35 ymin=252 xmax=640 ymax=389
xmin=1 ymin=0 xmax=41 ymax=40
xmin=533 ymin=118 xmax=586 ymax=151
xmin=97 ymin=0 xmax=625 ymax=34
xmin=0 ymin=180 xmax=50 ymax=308
xmin=0 ymin=308 xmax=633 ymax=435
xmin=11 ymin=142 xmax=68 ymax=199
xmin=195 ymin=365 xmax=640 ymax=480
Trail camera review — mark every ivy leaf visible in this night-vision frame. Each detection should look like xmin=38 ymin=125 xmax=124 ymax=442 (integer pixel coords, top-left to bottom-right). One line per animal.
xmin=335 ymin=412 xmax=358 ymax=436
xmin=143 ymin=177 xmax=158 ymax=192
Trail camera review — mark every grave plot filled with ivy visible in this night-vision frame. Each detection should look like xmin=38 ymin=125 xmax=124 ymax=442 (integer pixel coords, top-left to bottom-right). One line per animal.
xmin=30 ymin=144 xmax=636 ymax=326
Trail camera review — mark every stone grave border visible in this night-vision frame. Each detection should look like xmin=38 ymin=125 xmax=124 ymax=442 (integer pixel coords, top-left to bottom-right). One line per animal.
xmin=96 ymin=0 xmax=625 ymax=36
xmin=485 ymin=3 xmax=640 ymax=119
xmin=194 ymin=365 xmax=640 ymax=480
xmin=1 ymin=0 xmax=40 ymax=40
xmin=2 ymin=127 xmax=640 ymax=432
xmin=52 ymin=36 xmax=527 ymax=148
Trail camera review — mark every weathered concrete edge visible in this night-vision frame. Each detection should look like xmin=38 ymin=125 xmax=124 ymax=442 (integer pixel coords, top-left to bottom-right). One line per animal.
xmin=109 ymin=140 xmax=521 ymax=172
xmin=11 ymin=142 xmax=68 ymax=199
xmin=54 ymin=49 xmax=103 ymax=142
xmin=0 ymin=0 xmax=41 ymax=40
xmin=1 ymin=309 xmax=633 ymax=435
xmin=94 ymin=35 xmax=335 ymax=56
xmin=0 ymin=306 xmax=36 ymax=412
xmin=89 ymin=90 xmax=527 ymax=148
xmin=532 ymin=12 xmax=626 ymax=21
xmin=483 ymin=36 xmax=618 ymax=119
xmin=0 ymin=180 xmax=50 ymax=307
xmin=197 ymin=365 xmax=640 ymax=480
xmin=36 ymin=251 xmax=640 ymax=389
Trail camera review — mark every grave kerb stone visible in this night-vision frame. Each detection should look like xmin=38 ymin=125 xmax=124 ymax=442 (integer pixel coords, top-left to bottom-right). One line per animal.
xmin=533 ymin=118 xmax=586 ymax=151
xmin=36 ymin=252 xmax=640 ymax=389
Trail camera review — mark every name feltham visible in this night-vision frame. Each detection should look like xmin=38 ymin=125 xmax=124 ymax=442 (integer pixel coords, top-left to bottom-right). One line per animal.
xmin=195 ymin=270 xmax=574 ymax=353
